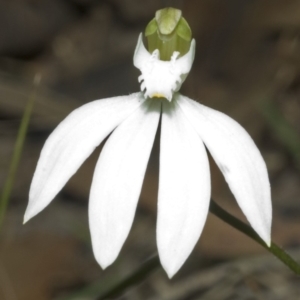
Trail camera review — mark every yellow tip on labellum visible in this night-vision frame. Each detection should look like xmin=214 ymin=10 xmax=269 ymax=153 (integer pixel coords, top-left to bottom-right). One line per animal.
xmin=151 ymin=93 xmax=165 ymax=98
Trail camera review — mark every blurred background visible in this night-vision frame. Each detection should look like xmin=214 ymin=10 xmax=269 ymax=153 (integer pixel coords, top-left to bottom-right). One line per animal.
xmin=0 ymin=0 xmax=300 ymax=299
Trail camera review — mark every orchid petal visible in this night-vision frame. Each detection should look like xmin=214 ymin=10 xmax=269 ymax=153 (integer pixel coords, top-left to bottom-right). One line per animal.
xmin=24 ymin=93 xmax=146 ymax=223
xmin=177 ymin=94 xmax=272 ymax=246
xmin=133 ymin=33 xmax=196 ymax=101
xmin=157 ymin=100 xmax=210 ymax=278
xmin=89 ymin=100 xmax=161 ymax=269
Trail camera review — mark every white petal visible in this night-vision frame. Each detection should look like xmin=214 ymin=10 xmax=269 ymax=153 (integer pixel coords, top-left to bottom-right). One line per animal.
xmin=133 ymin=33 xmax=196 ymax=101
xmin=89 ymin=99 xmax=160 ymax=269
xmin=177 ymin=94 xmax=272 ymax=246
xmin=158 ymin=100 xmax=211 ymax=278
xmin=24 ymin=93 xmax=146 ymax=223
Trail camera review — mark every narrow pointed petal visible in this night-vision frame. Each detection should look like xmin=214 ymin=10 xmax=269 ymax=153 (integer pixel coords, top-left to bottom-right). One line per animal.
xmin=25 ymin=93 xmax=146 ymax=223
xmin=89 ymin=100 xmax=160 ymax=269
xmin=177 ymin=94 xmax=272 ymax=245
xmin=158 ymin=100 xmax=210 ymax=278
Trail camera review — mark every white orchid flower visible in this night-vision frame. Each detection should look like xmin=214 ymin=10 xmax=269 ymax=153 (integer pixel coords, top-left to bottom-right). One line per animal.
xmin=24 ymin=8 xmax=272 ymax=278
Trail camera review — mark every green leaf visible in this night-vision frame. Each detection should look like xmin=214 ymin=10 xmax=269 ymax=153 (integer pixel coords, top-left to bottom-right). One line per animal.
xmin=259 ymin=98 xmax=300 ymax=169
xmin=0 ymin=75 xmax=40 ymax=229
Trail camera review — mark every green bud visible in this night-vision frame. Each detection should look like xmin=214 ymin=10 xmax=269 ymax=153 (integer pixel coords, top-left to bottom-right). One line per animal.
xmin=156 ymin=8 xmax=182 ymax=35
xmin=145 ymin=7 xmax=192 ymax=61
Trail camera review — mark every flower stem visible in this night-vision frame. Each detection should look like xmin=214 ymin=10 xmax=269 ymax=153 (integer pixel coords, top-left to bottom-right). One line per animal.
xmin=95 ymin=254 xmax=160 ymax=300
xmin=209 ymin=199 xmax=300 ymax=275
xmin=61 ymin=200 xmax=300 ymax=300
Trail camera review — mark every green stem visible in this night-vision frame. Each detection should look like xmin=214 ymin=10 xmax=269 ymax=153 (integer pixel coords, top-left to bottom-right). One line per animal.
xmin=89 ymin=200 xmax=300 ymax=299
xmin=209 ymin=199 xmax=300 ymax=275
xmin=95 ymin=255 xmax=160 ymax=300
xmin=0 ymin=75 xmax=40 ymax=229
